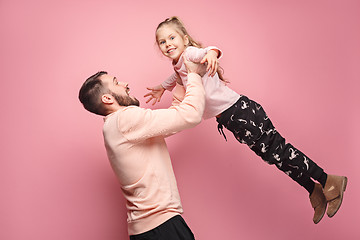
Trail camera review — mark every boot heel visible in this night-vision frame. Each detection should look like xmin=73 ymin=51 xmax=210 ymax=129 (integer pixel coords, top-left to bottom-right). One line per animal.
xmin=342 ymin=176 xmax=348 ymax=192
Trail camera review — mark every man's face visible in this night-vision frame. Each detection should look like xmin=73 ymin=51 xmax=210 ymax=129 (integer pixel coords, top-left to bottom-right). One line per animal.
xmin=100 ymin=74 xmax=139 ymax=107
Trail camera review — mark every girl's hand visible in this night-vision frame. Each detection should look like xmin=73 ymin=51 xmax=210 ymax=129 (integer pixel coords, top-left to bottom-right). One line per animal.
xmin=200 ymin=49 xmax=219 ymax=77
xmin=144 ymin=85 xmax=166 ymax=105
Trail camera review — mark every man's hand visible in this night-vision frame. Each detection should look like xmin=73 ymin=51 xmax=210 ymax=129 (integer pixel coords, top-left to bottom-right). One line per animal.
xmin=183 ymin=55 xmax=207 ymax=77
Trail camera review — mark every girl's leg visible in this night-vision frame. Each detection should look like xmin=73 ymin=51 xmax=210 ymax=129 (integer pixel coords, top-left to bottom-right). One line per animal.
xmin=217 ymin=95 xmax=347 ymax=221
xmin=217 ymin=95 xmax=327 ymax=187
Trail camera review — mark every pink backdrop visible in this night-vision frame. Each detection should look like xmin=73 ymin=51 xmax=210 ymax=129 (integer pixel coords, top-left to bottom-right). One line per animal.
xmin=1 ymin=0 xmax=359 ymax=239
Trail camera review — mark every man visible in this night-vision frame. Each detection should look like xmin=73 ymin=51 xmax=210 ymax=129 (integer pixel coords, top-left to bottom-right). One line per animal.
xmin=78 ymin=57 xmax=206 ymax=240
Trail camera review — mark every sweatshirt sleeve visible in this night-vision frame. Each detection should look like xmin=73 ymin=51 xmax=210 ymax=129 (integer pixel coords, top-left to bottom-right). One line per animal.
xmin=118 ymin=73 xmax=205 ymax=142
xmin=161 ymin=72 xmax=178 ymax=91
xmin=171 ymin=83 xmax=186 ymax=106
xmin=185 ymin=46 xmax=223 ymax=62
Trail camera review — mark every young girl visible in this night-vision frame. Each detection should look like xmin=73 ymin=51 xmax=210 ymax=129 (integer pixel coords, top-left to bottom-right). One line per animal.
xmin=144 ymin=16 xmax=347 ymax=224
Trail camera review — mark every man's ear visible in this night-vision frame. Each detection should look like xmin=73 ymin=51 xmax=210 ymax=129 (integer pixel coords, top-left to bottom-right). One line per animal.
xmin=184 ymin=35 xmax=189 ymax=46
xmin=101 ymin=94 xmax=114 ymax=105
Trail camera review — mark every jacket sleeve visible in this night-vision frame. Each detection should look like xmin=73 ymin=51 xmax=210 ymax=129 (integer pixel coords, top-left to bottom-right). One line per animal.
xmin=171 ymin=83 xmax=186 ymax=106
xmin=118 ymin=73 xmax=205 ymax=142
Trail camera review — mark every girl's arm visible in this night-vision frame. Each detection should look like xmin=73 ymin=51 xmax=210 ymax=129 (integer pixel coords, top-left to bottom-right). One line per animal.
xmin=144 ymin=73 xmax=179 ymax=105
xmin=161 ymin=72 xmax=179 ymax=91
xmin=144 ymin=84 xmax=166 ymax=105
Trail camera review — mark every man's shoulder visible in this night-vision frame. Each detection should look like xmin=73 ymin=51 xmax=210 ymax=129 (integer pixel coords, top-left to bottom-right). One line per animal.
xmin=103 ymin=106 xmax=149 ymax=136
xmin=104 ymin=106 xmax=145 ymax=125
xmin=114 ymin=106 xmax=150 ymax=126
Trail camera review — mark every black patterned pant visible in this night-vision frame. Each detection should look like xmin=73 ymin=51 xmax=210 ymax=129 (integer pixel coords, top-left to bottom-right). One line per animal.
xmin=216 ymin=95 xmax=324 ymax=187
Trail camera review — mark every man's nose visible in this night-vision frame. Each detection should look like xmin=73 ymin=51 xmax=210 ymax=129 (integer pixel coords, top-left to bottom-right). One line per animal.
xmin=119 ymin=82 xmax=128 ymax=87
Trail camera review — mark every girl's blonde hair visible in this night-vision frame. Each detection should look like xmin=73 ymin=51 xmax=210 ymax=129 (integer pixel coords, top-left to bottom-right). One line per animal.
xmin=156 ymin=16 xmax=226 ymax=82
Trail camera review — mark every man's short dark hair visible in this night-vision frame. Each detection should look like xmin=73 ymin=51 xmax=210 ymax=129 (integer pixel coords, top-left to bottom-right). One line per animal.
xmin=78 ymin=71 xmax=109 ymax=116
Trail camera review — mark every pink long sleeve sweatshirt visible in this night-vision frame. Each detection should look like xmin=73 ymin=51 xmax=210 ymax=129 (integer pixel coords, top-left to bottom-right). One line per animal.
xmin=161 ymin=46 xmax=240 ymax=119
xmin=102 ymin=73 xmax=205 ymax=235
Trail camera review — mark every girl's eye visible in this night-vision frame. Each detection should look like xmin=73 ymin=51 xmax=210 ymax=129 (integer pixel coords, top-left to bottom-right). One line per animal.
xmin=170 ymin=36 xmax=175 ymax=40
xmin=159 ymin=40 xmax=165 ymax=45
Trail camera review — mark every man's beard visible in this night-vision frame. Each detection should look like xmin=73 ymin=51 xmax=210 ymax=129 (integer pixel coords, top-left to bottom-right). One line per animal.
xmin=112 ymin=92 xmax=140 ymax=107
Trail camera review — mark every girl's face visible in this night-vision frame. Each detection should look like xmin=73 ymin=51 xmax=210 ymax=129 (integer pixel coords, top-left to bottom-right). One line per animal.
xmin=156 ymin=24 xmax=189 ymax=63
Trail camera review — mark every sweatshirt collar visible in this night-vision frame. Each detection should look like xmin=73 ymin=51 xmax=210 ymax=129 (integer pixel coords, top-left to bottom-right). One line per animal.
xmin=173 ymin=52 xmax=185 ymax=69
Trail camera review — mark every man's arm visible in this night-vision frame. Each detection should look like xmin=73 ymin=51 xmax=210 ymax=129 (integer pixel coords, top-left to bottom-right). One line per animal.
xmin=118 ymin=59 xmax=206 ymax=142
xmin=185 ymin=46 xmax=222 ymax=77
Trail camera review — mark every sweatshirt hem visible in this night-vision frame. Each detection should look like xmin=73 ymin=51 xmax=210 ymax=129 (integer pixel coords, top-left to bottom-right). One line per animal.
xmin=128 ymin=212 xmax=181 ymax=236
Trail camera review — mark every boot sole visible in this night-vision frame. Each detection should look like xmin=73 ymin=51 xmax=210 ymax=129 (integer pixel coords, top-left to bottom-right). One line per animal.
xmin=314 ymin=207 xmax=326 ymax=224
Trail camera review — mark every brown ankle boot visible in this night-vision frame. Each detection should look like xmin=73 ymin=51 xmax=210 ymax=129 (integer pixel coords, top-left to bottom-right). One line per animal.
xmin=323 ymin=175 xmax=348 ymax=218
xmin=310 ymin=183 xmax=327 ymax=224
